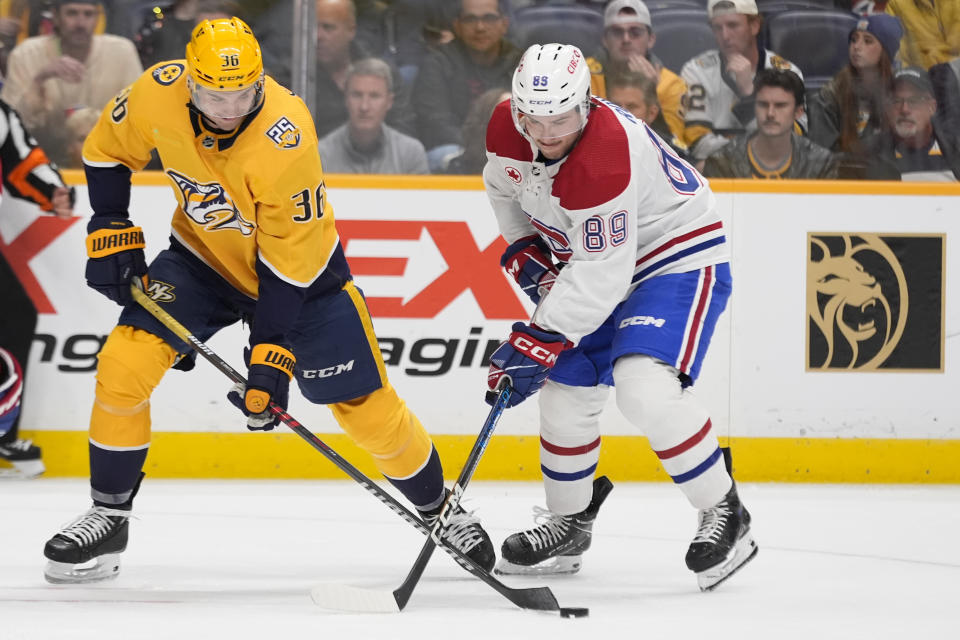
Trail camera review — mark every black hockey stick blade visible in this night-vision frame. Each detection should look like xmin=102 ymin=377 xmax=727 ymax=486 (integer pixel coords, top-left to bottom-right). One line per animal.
xmin=390 ymin=385 xmax=511 ymax=611
xmin=131 ymin=284 xmax=561 ymax=614
xmin=314 ymin=385 xmax=562 ymax=614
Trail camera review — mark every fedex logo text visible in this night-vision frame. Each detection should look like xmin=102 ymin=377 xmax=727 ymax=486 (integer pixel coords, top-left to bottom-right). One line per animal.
xmin=339 ymin=220 xmax=527 ymax=319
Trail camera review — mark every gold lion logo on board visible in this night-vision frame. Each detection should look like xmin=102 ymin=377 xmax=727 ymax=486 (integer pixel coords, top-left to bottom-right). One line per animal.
xmin=807 ymin=233 xmax=943 ymax=372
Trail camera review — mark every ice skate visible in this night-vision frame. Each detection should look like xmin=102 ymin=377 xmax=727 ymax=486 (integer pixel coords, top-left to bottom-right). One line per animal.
xmin=496 ymin=475 xmax=614 ymax=576
xmin=0 ymin=438 xmax=44 ymax=478
xmin=685 ymin=484 xmax=758 ymax=591
xmin=43 ymin=506 xmax=133 ymax=584
xmin=419 ymin=491 xmax=496 ymax=572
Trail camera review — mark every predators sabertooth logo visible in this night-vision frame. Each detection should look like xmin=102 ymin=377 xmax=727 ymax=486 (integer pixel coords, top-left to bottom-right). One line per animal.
xmin=167 ymin=169 xmax=255 ymax=236
xmin=807 ymin=233 xmax=944 ymax=371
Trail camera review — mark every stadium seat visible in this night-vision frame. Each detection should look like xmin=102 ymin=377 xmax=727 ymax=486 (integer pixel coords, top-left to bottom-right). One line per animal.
xmin=645 ymin=9 xmax=714 ymax=74
xmin=509 ymin=5 xmax=605 ymax=55
xmin=646 ymin=0 xmax=706 ymax=10
xmin=757 ymin=0 xmax=837 ymax=12
xmin=766 ymin=10 xmax=858 ymax=82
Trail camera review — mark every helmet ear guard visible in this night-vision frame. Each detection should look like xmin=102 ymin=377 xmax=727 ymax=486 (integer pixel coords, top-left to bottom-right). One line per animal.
xmin=511 ymin=43 xmax=592 ymax=140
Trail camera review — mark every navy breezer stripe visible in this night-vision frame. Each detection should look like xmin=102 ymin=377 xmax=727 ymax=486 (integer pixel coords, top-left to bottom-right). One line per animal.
xmin=672 ymin=447 xmax=722 ymax=484
xmin=541 ymin=463 xmax=598 ymax=482
xmin=632 ymin=236 xmax=727 ymax=283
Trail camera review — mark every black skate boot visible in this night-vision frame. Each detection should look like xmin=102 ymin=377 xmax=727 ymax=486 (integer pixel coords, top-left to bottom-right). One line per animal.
xmin=418 ymin=491 xmax=496 ymax=572
xmin=0 ymin=438 xmax=44 ymax=478
xmin=43 ymin=506 xmax=132 ymax=583
xmin=685 ymin=483 xmax=758 ymax=591
xmin=496 ymin=475 xmax=614 ymax=576
xmin=43 ymin=473 xmax=143 ymax=584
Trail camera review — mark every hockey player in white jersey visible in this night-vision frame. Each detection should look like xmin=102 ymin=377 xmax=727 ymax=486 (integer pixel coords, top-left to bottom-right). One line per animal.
xmin=482 ymin=43 xmax=757 ymax=591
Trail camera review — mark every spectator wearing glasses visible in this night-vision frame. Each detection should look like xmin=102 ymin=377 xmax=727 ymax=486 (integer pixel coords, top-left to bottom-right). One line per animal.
xmin=680 ymin=0 xmax=804 ymax=165
xmin=412 ymin=0 xmax=520 ymax=172
xmin=809 ymin=13 xmax=902 ymax=177
xmin=869 ymin=67 xmax=960 ymax=181
xmin=703 ymin=69 xmax=838 ymax=179
xmin=587 ymin=0 xmax=687 ymax=142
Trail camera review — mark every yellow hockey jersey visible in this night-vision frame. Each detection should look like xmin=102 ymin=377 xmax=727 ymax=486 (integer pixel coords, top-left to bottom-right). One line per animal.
xmin=83 ymin=61 xmax=337 ymax=300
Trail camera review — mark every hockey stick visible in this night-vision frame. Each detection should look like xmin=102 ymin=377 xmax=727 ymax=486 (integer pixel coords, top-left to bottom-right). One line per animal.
xmin=129 ymin=283 xmax=562 ymax=613
xmin=312 ymin=384 xmax=510 ymax=612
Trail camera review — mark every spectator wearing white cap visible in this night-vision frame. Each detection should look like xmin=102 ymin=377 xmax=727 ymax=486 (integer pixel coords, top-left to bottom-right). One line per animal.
xmin=587 ymin=0 xmax=687 ymax=141
xmin=680 ymin=0 xmax=804 ymax=164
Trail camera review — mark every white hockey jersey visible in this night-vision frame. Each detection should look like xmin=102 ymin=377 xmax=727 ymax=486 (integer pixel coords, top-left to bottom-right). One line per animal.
xmin=483 ymin=98 xmax=729 ymax=345
xmin=681 ymin=48 xmax=804 ymax=160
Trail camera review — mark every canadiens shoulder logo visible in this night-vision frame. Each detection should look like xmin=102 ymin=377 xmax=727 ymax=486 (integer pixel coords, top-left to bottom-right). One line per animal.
xmin=505 ymin=166 xmax=522 ymax=184
xmin=152 ymin=63 xmax=185 ymax=86
xmin=266 ymin=116 xmax=301 ymax=149
xmin=166 ymin=169 xmax=255 ymax=236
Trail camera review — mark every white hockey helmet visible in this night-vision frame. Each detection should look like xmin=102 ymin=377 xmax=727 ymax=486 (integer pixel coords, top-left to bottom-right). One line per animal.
xmin=511 ymin=43 xmax=592 ymax=140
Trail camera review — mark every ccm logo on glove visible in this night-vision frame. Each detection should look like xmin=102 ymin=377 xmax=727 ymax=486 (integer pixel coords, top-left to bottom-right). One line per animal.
xmin=508 ymin=334 xmax=564 ymax=366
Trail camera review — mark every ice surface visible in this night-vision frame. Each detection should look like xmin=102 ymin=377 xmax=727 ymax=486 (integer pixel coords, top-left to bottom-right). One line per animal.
xmin=2 ymin=479 xmax=958 ymax=639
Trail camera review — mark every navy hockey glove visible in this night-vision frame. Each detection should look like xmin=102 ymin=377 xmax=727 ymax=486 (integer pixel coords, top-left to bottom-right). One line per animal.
xmin=487 ymin=322 xmax=571 ymax=407
xmin=226 ymin=344 xmax=295 ymax=431
xmin=501 ymin=236 xmax=559 ymax=304
xmin=84 ymin=216 xmax=148 ymax=306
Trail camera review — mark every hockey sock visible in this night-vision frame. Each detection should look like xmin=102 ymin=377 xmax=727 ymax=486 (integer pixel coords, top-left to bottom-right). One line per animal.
xmin=385 ymin=446 xmax=446 ymax=510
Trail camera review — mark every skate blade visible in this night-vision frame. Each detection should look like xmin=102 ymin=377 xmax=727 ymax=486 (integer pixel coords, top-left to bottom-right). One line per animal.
xmin=696 ymin=532 xmax=758 ymax=592
xmin=0 ymin=458 xmax=45 ymax=478
xmin=494 ymin=554 xmax=582 ymax=576
xmin=44 ymin=555 xmax=122 ymax=584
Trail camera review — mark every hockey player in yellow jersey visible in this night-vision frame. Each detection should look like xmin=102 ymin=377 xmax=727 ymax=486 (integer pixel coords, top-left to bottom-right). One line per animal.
xmin=42 ymin=17 xmax=494 ymax=584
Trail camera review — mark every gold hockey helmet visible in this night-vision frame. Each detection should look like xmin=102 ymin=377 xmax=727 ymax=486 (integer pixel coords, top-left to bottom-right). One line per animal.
xmin=185 ymin=17 xmax=264 ymax=119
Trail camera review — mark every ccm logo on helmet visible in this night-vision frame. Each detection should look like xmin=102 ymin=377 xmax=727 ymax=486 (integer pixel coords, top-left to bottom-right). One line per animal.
xmin=510 ymin=336 xmax=560 ymax=366
xmin=567 ymin=49 xmax=581 ymax=74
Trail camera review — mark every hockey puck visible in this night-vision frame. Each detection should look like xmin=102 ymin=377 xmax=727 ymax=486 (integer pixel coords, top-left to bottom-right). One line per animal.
xmin=559 ymin=607 xmax=590 ymax=618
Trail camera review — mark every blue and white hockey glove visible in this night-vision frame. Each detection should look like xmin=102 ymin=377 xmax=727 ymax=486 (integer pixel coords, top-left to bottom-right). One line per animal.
xmin=500 ymin=236 xmax=559 ymax=304
xmin=84 ymin=216 xmax=148 ymax=306
xmin=226 ymin=344 xmax=295 ymax=431
xmin=486 ymin=322 xmax=571 ymax=407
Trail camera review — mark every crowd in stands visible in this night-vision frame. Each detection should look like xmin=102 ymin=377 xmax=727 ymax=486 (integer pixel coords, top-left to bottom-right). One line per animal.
xmin=0 ymin=0 xmax=955 ymax=180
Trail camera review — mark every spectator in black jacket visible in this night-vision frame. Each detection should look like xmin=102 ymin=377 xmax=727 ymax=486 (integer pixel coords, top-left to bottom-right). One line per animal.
xmin=808 ymin=13 xmax=902 ymax=178
xmin=867 ymin=67 xmax=960 ymax=181
xmin=412 ymin=0 xmax=520 ymax=172
xmin=704 ymin=69 xmax=838 ymax=179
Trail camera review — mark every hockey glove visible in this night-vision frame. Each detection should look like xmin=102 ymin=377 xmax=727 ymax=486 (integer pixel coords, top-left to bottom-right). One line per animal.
xmin=85 ymin=216 xmax=148 ymax=306
xmin=501 ymin=236 xmax=559 ymax=304
xmin=226 ymin=344 xmax=295 ymax=431
xmin=486 ymin=322 xmax=571 ymax=407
